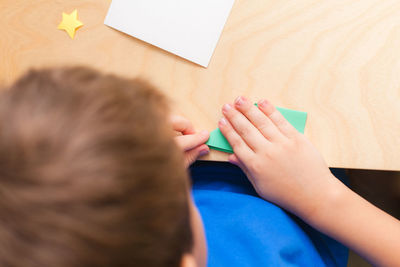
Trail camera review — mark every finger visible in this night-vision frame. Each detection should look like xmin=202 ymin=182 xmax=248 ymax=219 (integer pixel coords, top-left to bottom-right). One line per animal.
xmin=257 ymin=99 xmax=297 ymax=138
xmin=228 ymin=154 xmax=251 ymax=178
xmin=184 ymin=144 xmax=210 ymax=166
xmin=175 ymin=131 xmax=209 ymax=151
xmin=228 ymin=154 xmax=246 ymax=170
xmin=234 ymin=96 xmax=283 ymax=141
xmin=228 ymin=154 xmax=240 ymax=165
xmin=219 ymin=117 xmax=254 ymax=160
xmin=170 ymin=115 xmax=195 ymax=134
xmin=222 ymin=103 xmax=267 ymax=151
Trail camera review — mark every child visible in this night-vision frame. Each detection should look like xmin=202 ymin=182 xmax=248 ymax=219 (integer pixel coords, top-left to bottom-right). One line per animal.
xmin=0 ymin=67 xmax=205 ymax=267
xmin=0 ymin=67 xmax=398 ymax=267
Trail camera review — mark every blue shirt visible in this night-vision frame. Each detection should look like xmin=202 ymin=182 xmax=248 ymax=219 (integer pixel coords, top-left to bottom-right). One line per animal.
xmin=191 ymin=161 xmax=348 ymax=267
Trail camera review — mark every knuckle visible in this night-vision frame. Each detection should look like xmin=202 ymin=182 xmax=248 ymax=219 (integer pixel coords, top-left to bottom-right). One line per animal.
xmin=237 ymin=127 xmax=250 ymax=138
xmin=283 ymin=138 xmax=300 ymax=153
xmin=272 ymin=113 xmax=286 ymax=126
xmin=258 ymin=122 xmax=271 ymax=134
xmin=293 ymin=130 xmax=303 ymax=139
xmin=293 ymin=135 xmax=305 ymax=148
xmin=248 ymin=109 xmax=260 ymax=121
xmin=285 ymin=126 xmax=298 ymax=138
xmin=229 ymin=136 xmax=242 ymax=148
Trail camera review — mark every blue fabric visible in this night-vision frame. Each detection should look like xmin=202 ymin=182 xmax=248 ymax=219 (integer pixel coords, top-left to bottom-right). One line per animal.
xmin=190 ymin=161 xmax=348 ymax=267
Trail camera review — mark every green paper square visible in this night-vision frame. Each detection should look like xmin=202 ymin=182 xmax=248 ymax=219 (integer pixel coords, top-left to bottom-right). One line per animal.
xmin=206 ymin=106 xmax=307 ymax=154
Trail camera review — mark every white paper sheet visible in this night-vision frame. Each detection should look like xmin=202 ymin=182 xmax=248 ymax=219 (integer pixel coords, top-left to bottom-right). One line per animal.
xmin=104 ymin=0 xmax=235 ymax=67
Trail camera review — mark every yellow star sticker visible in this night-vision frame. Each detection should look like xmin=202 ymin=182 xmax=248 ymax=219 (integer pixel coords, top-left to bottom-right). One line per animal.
xmin=58 ymin=9 xmax=83 ymax=39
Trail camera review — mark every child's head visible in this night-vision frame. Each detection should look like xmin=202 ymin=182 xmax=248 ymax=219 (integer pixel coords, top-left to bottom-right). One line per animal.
xmin=0 ymin=67 xmax=206 ymax=267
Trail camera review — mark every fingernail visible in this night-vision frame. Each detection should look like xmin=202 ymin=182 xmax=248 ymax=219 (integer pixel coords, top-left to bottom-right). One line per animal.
xmin=235 ymin=96 xmax=246 ymax=106
xmin=199 ymin=149 xmax=209 ymax=156
xmin=222 ymin=104 xmax=232 ymax=113
xmin=258 ymin=99 xmax=269 ymax=108
xmin=219 ymin=117 xmax=227 ymax=126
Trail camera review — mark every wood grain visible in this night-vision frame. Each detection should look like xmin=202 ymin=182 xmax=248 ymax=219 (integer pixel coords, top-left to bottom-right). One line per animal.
xmin=1 ymin=0 xmax=400 ymax=170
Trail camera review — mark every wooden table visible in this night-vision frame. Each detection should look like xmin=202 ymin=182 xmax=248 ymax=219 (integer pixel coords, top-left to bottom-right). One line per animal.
xmin=2 ymin=0 xmax=400 ymax=170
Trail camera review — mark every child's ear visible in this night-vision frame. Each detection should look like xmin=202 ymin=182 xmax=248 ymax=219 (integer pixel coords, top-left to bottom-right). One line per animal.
xmin=181 ymin=254 xmax=197 ymax=267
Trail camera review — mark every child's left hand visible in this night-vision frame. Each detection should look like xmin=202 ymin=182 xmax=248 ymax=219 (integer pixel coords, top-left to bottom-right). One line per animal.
xmin=170 ymin=115 xmax=210 ymax=167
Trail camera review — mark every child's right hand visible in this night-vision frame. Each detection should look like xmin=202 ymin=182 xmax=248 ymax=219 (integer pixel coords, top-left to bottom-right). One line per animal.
xmin=219 ymin=96 xmax=343 ymax=218
xmin=220 ymin=97 xmax=400 ymax=267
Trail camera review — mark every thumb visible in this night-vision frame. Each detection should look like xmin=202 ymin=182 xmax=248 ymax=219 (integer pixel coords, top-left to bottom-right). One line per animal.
xmin=176 ymin=131 xmax=209 ymax=151
xmin=229 ymin=154 xmax=251 ymax=178
xmin=184 ymin=144 xmax=210 ymax=166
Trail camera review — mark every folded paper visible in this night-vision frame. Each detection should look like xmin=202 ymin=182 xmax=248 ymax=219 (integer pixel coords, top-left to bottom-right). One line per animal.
xmin=206 ymin=106 xmax=308 ymax=153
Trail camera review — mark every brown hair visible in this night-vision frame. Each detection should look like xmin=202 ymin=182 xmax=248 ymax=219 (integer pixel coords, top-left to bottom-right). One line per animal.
xmin=0 ymin=67 xmax=192 ymax=266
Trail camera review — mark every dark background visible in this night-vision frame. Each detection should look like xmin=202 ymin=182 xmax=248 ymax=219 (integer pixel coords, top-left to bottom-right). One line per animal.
xmin=347 ymin=170 xmax=400 ymax=267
